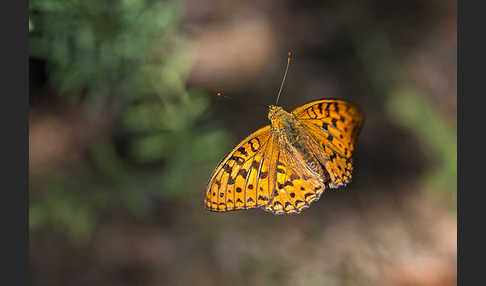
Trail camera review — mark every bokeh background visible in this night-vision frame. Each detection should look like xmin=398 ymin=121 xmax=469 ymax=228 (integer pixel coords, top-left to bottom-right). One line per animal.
xmin=29 ymin=0 xmax=457 ymax=285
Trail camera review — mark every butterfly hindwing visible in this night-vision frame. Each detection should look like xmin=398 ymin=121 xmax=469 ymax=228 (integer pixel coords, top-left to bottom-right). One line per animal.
xmin=262 ymin=155 xmax=325 ymax=215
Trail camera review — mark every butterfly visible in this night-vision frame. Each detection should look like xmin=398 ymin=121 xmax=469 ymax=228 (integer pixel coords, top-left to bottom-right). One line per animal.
xmin=204 ymin=53 xmax=364 ymax=215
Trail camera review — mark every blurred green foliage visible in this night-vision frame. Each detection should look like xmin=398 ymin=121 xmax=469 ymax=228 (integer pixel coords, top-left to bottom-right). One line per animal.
xmin=360 ymin=31 xmax=457 ymax=207
xmin=388 ymin=89 xmax=457 ymax=205
xmin=29 ymin=0 xmax=179 ymax=101
xmin=29 ymin=0 xmax=229 ymax=240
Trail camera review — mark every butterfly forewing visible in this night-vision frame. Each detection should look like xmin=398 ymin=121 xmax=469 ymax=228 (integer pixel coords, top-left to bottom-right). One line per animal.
xmin=292 ymin=99 xmax=363 ymax=152
xmin=205 ymin=126 xmax=274 ymax=211
xmin=292 ymin=99 xmax=363 ymax=188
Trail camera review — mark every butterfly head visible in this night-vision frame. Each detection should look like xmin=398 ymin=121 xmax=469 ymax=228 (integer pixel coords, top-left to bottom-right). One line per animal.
xmin=268 ymin=105 xmax=283 ymax=121
xmin=268 ymin=105 xmax=293 ymax=130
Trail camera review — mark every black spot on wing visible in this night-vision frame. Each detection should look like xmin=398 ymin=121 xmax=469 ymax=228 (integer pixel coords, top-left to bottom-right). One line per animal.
xmin=237 ymin=169 xmax=248 ymax=179
xmin=295 ymin=200 xmax=305 ymax=206
xmin=290 ymin=174 xmax=300 ymax=181
xmin=237 ymin=147 xmax=248 ymax=156
xmin=322 ymin=122 xmax=329 ymax=130
xmin=278 ymin=181 xmax=294 ymax=189
xmin=258 ymin=195 xmax=268 ymax=201
xmin=230 ymin=155 xmax=245 ymax=165
xmin=304 ymin=193 xmax=314 ymax=199
xmin=324 ymin=103 xmax=331 ymax=117
xmin=223 ymin=164 xmax=232 ymax=173
xmin=285 ymin=180 xmax=294 ymax=187
xmin=307 ymin=107 xmax=317 ymax=119
xmin=273 ymin=201 xmax=283 ymax=208
xmin=249 ymin=138 xmax=261 ymax=152
xmin=251 ymin=161 xmax=260 ymax=169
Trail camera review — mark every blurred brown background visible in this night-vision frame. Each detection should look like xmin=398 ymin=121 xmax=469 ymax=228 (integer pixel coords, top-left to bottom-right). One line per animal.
xmin=29 ymin=0 xmax=456 ymax=285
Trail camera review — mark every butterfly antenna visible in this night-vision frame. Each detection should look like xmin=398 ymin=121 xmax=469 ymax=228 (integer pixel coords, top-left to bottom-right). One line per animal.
xmin=275 ymin=51 xmax=292 ymax=106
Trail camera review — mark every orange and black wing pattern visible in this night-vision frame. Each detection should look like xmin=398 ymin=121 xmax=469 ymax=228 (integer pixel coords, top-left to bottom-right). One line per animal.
xmin=205 ymin=126 xmax=279 ymax=211
xmin=292 ymin=99 xmax=363 ymax=188
xmin=261 ymin=153 xmax=325 ymax=215
xmin=205 ymin=99 xmax=363 ymax=215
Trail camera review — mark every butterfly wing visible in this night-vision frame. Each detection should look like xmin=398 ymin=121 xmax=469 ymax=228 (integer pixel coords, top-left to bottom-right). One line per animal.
xmin=291 ymin=99 xmax=364 ymax=188
xmin=205 ymin=125 xmax=280 ymax=212
xmin=262 ymin=145 xmax=326 ymax=215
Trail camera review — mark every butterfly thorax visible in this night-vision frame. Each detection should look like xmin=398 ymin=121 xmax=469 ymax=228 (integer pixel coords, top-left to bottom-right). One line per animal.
xmin=268 ymin=105 xmax=306 ymax=141
xmin=268 ymin=105 xmax=294 ymax=132
xmin=268 ymin=105 xmax=326 ymax=178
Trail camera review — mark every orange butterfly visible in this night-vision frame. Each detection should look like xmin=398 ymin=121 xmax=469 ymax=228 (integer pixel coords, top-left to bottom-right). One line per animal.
xmin=204 ymin=53 xmax=364 ymax=214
